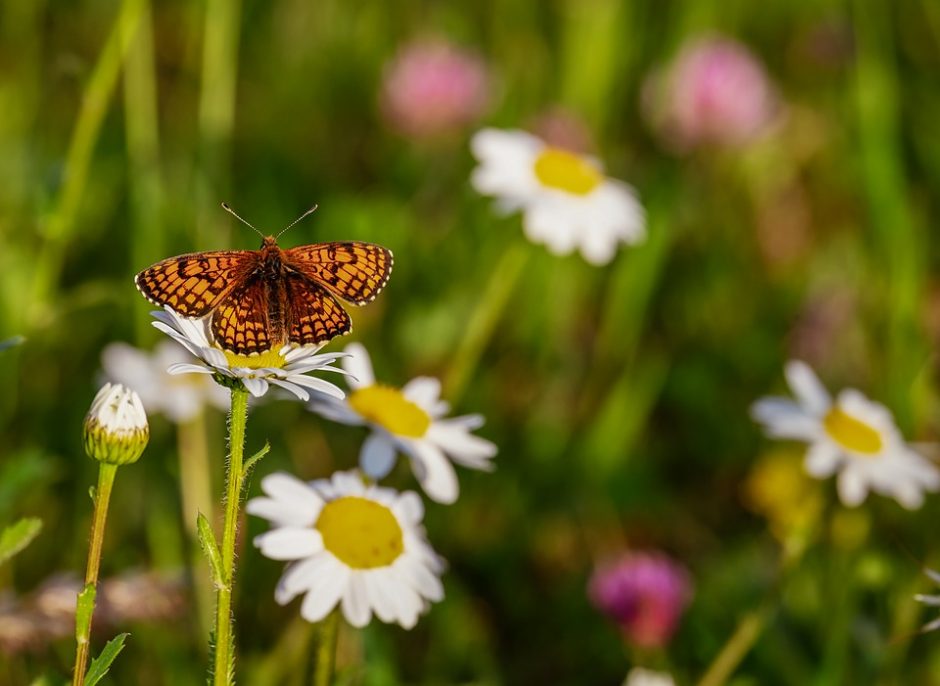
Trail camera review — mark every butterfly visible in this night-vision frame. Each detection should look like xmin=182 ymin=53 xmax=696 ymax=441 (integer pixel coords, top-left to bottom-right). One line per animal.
xmin=135 ymin=205 xmax=393 ymax=356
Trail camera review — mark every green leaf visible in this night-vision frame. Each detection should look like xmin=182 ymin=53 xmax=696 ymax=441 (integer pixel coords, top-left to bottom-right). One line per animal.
xmin=0 ymin=517 xmax=42 ymax=566
xmin=84 ymin=633 xmax=129 ymax=686
xmin=197 ymin=512 xmax=226 ymax=589
xmin=241 ymin=441 xmax=271 ymax=479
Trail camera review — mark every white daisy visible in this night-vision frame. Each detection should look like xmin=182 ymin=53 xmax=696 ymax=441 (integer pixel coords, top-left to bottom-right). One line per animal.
xmin=470 ymin=127 xmax=645 ymax=265
xmin=623 ymin=668 xmax=676 ymax=686
xmin=101 ymin=341 xmax=230 ymax=422
xmin=150 ymin=306 xmax=346 ymax=402
xmin=751 ymin=360 xmax=940 ymax=509
xmin=307 ymin=343 xmax=496 ymax=505
xmin=246 ymin=470 xmax=444 ymax=629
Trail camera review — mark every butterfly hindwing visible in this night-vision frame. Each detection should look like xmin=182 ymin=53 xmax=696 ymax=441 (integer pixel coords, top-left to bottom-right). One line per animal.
xmin=285 ymin=273 xmax=352 ymax=346
xmin=210 ymin=276 xmax=273 ymax=356
xmin=135 ymin=251 xmax=257 ymax=318
xmin=284 ymin=242 xmax=393 ymax=305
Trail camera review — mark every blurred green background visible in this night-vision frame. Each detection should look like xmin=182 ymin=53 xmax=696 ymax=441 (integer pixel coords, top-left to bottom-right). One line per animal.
xmin=2 ymin=0 xmax=940 ymax=684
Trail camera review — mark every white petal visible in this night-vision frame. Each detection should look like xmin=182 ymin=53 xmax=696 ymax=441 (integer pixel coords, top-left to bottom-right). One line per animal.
xmin=750 ymin=398 xmax=820 ymax=441
xmin=268 ymin=378 xmax=310 ymax=401
xmin=403 ymin=440 xmax=459 ymax=504
xmin=401 ymin=377 xmax=443 ymax=412
xmin=242 ymin=377 xmax=269 ymax=397
xmin=363 ymin=570 xmax=397 ymax=623
xmin=307 ymin=399 xmax=365 ymax=425
xmin=837 ymin=467 xmax=869 ymax=507
xmin=255 ymin=528 xmax=323 ymax=560
xmin=246 ymin=496 xmax=319 ymax=527
xmin=342 ymin=343 xmax=375 ymax=389
xmin=300 ymin=558 xmax=350 ymax=623
xmin=288 ymin=374 xmax=346 ymax=400
xmin=784 ymin=361 xmax=831 ymax=415
xmin=393 ymin=491 xmax=424 ymax=525
xmin=360 ymin=433 xmax=398 ymax=479
xmin=395 ymin=555 xmax=444 ymax=602
xmin=426 ymin=422 xmax=497 ymax=470
xmin=260 ymin=472 xmax=323 ymax=511
xmin=341 ymin=573 xmax=373 ymax=628
xmin=275 ymin=554 xmax=333 ymax=603
xmin=804 ymin=442 xmax=841 ymax=478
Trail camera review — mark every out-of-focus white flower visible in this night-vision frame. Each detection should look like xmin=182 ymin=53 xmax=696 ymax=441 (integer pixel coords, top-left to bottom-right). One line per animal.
xmin=308 ymin=343 xmax=496 ymax=505
xmin=247 ymin=470 xmax=444 ymax=629
xmin=150 ymin=307 xmax=346 ymax=402
xmin=102 ymin=341 xmax=230 ymax=422
xmin=470 ymin=128 xmax=645 ymax=265
xmin=381 ymin=39 xmax=489 ymax=138
xmin=914 ymin=567 xmax=940 ymax=634
xmin=623 ymin=668 xmax=676 ymax=686
xmin=643 ymin=35 xmax=777 ymax=151
xmin=83 ymin=383 xmax=149 ymax=465
xmin=751 ymin=361 xmax=940 ymax=509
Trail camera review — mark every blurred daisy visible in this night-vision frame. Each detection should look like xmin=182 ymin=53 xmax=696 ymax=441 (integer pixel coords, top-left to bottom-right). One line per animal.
xmin=307 ymin=343 xmax=496 ymax=505
xmin=751 ymin=360 xmax=940 ymax=509
xmin=150 ymin=307 xmax=346 ymax=402
xmin=381 ymin=39 xmax=489 ymax=138
xmin=247 ymin=470 xmax=444 ymax=629
xmin=588 ymin=551 xmax=691 ymax=649
xmin=102 ymin=341 xmax=229 ymax=422
xmin=915 ymin=567 xmax=940 ymax=634
xmin=624 ymin=668 xmax=676 ymax=686
xmin=470 ymin=128 xmax=645 ymax=265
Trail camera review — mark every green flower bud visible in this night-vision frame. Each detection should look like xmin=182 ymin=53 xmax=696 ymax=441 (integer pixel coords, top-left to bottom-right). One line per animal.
xmin=83 ymin=383 xmax=149 ymax=465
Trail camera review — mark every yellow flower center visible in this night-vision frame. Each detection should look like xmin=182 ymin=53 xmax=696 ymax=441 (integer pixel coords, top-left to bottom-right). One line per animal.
xmin=315 ymin=496 xmax=404 ymax=569
xmin=347 ymin=385 xmax=431 ymax=438
xmin=823 ymin=408 xmax=883 ymax=455
xmin=223 ymin=348 xmax=285 ymax=370
xmin=533 ymin=147 xmax=603 ymax=195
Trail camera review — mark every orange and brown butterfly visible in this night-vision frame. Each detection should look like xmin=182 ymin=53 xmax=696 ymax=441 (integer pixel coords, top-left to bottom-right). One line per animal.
xmin=135 ymin=204 xmax=392 ymax=357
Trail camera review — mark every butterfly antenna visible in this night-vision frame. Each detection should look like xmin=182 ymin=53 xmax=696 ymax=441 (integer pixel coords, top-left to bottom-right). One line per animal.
xmin=277 ymin=204 xmax=319 ymax=239
xmin=221 ymin=202 xmax=265 ymax=239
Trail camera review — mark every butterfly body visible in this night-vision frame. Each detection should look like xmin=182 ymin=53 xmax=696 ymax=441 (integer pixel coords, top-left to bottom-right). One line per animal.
xmin=136 ymin=237 xmax=392 ymax=356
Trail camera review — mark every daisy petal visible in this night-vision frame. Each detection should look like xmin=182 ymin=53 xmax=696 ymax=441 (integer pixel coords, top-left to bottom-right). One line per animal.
xmin=403 ymin=440 xmax=460 ymax=504
xmin=784 ymin=361 xmax=831 ymax=415
xmin=342 ymin=343 xmax=375 ymax=389
xmin=360 ymin=433 xmax=398 ymax=480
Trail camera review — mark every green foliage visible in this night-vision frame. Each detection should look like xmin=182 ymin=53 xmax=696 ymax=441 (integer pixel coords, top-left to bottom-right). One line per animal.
xmin=85 ymin=633 xmax=130 ymax=686
xmin=0 ymin=517 xmax=42 ymax=566
xmin=197 ymin=513 xmax=226 ymax=590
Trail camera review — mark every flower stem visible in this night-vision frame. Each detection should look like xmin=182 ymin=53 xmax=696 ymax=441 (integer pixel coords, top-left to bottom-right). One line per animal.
xmin=72 ymin=462 xmax=119 ymax=686
xmin=212 ymin=387 xmax=248 ymax=686
xmin=311 ymin=611 xmax=340 ymax=686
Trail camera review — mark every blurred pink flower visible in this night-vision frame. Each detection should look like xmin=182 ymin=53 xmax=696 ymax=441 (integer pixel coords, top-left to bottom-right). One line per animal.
xmin=381 ymin=40 xmax=490 ymax=139
xmin=588 ymin=551 xmax=691 ymax=648
xmin=644 ymin=36 xmax=777 ymax=151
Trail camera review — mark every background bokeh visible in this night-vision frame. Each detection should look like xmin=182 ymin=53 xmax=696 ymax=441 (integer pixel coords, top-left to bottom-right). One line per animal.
xmin=2 ymin=0 xmax=940 ymax=684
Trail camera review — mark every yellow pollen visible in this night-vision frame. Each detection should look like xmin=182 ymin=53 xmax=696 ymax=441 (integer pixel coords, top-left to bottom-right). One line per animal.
xmin=316 ymin=496 xmax=404 ymax=569
xmin=348 ymin=385 xmax=431 ymax=438
xmin=823 ymin=408 xmax=883 ymax=455
xmin=223 ymin=348 xmax=285 ymax=370
xmin=533 ymin=147 xmax=603 ymax=195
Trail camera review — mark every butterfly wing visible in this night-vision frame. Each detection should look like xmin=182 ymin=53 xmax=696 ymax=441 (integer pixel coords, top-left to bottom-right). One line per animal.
xmin=135 ymin=251 xmax=257 ymax=318
xmin=283 ymin=242 xmax=393 ymax=305
xmin=284 ymin=273 xmax=352 ymax=346
xmin=210 ymin=276 xmax=274 ymax=356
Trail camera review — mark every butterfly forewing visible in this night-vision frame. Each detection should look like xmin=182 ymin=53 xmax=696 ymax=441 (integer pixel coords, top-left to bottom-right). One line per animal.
xmin=285 ymin=274 xmax=352 ymax=345
xmin=135 ymin=251 xmax=256 ymax=318
xmin=284 ymin=242 xmax=393 ymax=305
xmin=136 ymin=236 xmax=391 ymax=356
xmin=211 ymin=277 xmax=273 ymax=356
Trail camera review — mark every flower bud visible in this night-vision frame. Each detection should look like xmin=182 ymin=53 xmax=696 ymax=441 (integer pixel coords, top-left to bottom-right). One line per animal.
xmin=83 ymin=383 xmax=149 ymax=465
